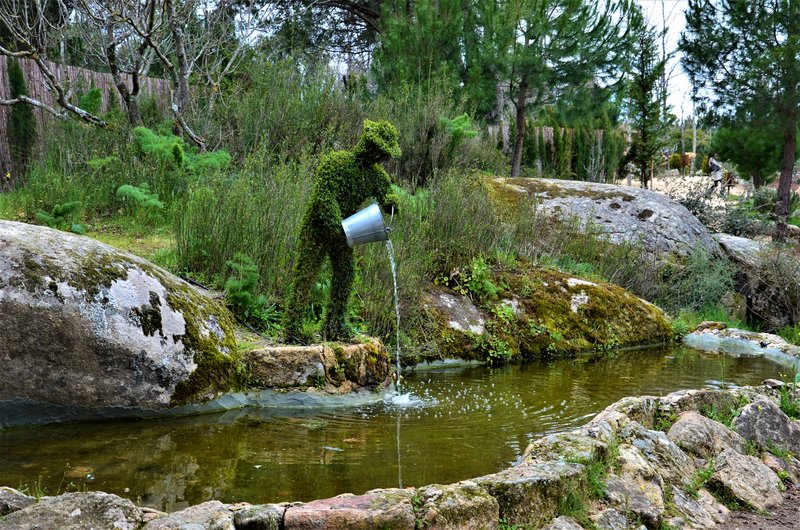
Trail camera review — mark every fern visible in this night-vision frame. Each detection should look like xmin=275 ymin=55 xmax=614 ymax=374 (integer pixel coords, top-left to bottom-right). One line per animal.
xmin=35 ymin=201 xmax=84 ymax=234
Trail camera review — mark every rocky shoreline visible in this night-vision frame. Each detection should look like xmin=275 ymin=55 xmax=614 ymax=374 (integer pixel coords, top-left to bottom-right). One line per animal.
xmin=2 ymin=380 xmax=798 ymax=529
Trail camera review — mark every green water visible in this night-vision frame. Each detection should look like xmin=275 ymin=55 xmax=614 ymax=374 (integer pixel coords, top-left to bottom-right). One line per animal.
xmin=0 ymin=345 xmax=787 ymax=512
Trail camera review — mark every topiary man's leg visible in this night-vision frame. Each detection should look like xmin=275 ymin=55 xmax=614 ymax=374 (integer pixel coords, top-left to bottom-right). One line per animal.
xmin=324 ymin=241 xmax=355 ymax=341
xmin=284 ymin=226 xmax=325 ymax=343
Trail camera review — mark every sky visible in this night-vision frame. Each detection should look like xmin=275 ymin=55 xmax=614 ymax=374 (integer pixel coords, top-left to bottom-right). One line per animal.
xmin=635 ymin=0 xmax=694 ymax=119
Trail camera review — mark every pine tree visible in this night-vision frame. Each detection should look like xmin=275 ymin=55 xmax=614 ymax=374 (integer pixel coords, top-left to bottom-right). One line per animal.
xmin=507 ymin=0 xmax=631 ymax=178
xmin=6 ymin=58 xmax=36 ymax=186
xmin=681 ymin=0 xmax=800 ymax=240
xmin=624 ymin=7 xmax=667 ymax=189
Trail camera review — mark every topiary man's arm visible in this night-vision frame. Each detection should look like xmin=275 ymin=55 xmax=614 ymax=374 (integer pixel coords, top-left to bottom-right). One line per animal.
xmin=372 ymin=164 xmax=399 ymax=214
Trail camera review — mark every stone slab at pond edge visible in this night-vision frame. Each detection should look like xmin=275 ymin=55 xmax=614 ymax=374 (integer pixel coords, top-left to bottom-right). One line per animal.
xmin=5 ymin=384 xmax=797 ymax=529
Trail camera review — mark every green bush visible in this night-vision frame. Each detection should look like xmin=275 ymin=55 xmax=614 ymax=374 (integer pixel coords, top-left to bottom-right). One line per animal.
xmin=224 ymin=253 xmax=281 ymax=333
xmin=654 ymin=248 xmax=735 ymax=313
xmin=175 ymin=150 xmax=315 ymax=298
xmin=669 ymin=153 xmax=682 ymax=169
xmin=35 ymin=201 xmax=85 ymax=234
xmin=116 ymin=183 xmax=164 ymax=227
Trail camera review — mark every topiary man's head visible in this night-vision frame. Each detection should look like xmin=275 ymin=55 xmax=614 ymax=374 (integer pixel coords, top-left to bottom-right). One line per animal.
xmin=355 ymin=119 xmax=402 ymax=163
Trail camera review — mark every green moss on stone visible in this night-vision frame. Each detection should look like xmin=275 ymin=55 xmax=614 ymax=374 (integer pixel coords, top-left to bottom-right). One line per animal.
xmin=488 ymin=177 xmax=637 ymax=207
xmin=131 ymin=291 xmax=163 ymax=337
xmin=430 ymin=265 xmax=672 ymax=364
xmin=16 ymin=247 xmax=130 ymax=298
xmin=162 ymin=279 xmax=242 ymax=406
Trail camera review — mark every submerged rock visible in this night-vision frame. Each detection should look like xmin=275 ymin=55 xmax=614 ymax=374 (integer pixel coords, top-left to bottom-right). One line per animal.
xmin=0 ymin=221 xmax=241 ymax=426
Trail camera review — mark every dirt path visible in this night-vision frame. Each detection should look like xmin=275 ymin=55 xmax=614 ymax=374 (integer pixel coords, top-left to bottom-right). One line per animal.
xmin=614 ymin=174 xmax=750 ymax=205
xmin=725 ymin=484 xmax=800 ymax=529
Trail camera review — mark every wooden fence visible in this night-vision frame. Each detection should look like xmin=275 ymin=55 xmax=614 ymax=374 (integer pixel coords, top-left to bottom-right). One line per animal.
xmin=0 ymin=56 xmax=170 ymax=184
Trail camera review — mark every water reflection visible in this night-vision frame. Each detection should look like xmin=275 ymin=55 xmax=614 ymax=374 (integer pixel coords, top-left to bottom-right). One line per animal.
xmin=0 ymin=345 xmax=785 ymax=511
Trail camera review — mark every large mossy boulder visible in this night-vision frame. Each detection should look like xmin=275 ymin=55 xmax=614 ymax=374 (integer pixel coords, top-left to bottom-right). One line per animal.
xmin=0 ymin=220 xmax=241 ymax=422
xmin=489 ymin=177 xmax=720 ymax=258
xmin=423 ymin=266 xmax=672 ymax=363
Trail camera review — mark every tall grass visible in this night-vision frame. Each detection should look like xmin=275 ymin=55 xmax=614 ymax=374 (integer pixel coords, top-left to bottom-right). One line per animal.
xmin=175 ymin=147 xmax=315 ymax=298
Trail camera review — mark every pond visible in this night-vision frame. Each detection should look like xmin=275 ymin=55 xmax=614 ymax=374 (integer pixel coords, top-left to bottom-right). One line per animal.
xmin=0 ymin=345 xmax=788 ymax=512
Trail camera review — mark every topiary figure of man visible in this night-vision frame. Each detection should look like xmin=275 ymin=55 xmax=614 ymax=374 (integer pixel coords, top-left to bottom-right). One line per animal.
xmin=284 ymin=119 xmax=402 ymax=343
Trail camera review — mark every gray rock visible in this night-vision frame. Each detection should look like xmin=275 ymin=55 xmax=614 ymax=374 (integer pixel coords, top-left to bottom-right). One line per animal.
xmin=603 ymin=473 xmax=664 ymax=527
xmin=695 ymin=488 xmax=729 ymax=525
xmin=283 ymin=489 xmax=415 ymax=530
xmin=711 ymin=448 xmax=783 ymax=511
xmin=422 ymin=291 xmax=486 ymax=335
xmin=542 ymin=516 xmax=584 ymax=529
xmin=713 ymin=234 xmax=764 ymax=266
xmin=589 ymin=508 xmax=629 ymax=530
xmin=670 ymin=485 xmax=718 ymax=529
xmin=233 ymin=503 xmax=286 ymax=530
xmin=762 ymin=452 xmax=799 ymax=485
xmin=490 ymin=177 xmax=720 ymax=257
xmin=518 ymin=432 xmax=600 ymax=465
xmin=733 ymin=398 xmax=800 ymax=455
xmin=415 ymin=481 xmax=498 ymax=529
xmin=0 ymin=491 xmax=143 ymax=530
xmin=667 ymin=411 xmax=747 ymax=459
xmin=618 ymin=422 xmax=696 ymax=485
xmin=0 ymin=220 xmax=239 ymax=426
xmin=474 ymin=461 xmax=585 ymax=528
xmin=0 ymin=487 xmax=34 ymax=515
xmin=143 ymin=500 xmax=234 ymax=529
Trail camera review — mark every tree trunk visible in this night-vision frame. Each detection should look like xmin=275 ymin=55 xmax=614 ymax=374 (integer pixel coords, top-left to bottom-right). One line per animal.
xmin=165 ymin=0 xmax=190 ymax=113
xmin=106 ymin=25 xmax=142 ymax=127
xmin=496 ymin=80 xmax=509 ymax=153
xmin=510 ymin=78 xmax=528 ymax=179
xmin=774 ymin=109 xmax=798 ymax=242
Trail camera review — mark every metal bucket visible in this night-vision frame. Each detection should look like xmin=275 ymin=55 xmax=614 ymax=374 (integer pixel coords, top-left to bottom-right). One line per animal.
xmin=341 ymin=203 xmax=391 ymax=247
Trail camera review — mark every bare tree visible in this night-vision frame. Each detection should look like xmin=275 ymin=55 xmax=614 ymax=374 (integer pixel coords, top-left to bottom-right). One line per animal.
xmin=0 ymin=0 xmax=108 ymax=126
xmin=2 ymin=0 xmax=274 ymax=151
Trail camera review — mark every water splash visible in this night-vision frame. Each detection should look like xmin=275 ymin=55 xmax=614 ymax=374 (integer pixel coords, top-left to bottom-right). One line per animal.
xmin=386 ymin=239 xmax=402 ymax=392
xmin=385 ymin=391 xmax=426 ymax=407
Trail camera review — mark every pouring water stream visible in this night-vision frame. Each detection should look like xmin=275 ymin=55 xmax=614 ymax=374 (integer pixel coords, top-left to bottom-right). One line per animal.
xmin=386 ymin=239 xmax=402 ymax=393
